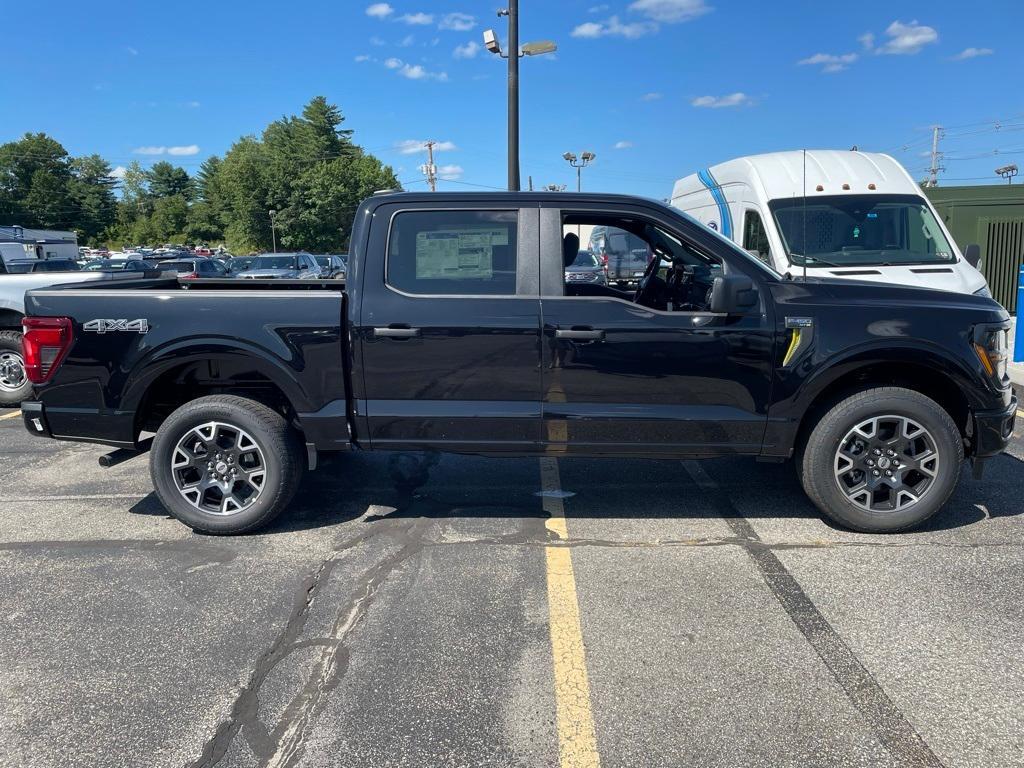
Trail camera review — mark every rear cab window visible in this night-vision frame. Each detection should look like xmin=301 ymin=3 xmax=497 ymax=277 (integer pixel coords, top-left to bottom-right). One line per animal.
xmin=387 ymin=210 xmax=518 ymax=295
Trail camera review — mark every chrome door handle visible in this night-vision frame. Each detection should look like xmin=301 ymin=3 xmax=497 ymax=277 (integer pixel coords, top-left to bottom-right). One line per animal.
xmin=555 ymin=328 xmax=605 ymax=341
xmin=374 ymin=326 xmax=421 ymax=338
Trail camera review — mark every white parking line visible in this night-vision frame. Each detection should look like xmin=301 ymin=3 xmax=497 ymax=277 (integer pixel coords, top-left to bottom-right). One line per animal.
xmin=3 ymin=494 xmax=144 ymax=502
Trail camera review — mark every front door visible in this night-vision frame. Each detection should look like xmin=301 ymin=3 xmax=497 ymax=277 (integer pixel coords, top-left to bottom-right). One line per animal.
xmin=538 ymin=203 xmax=775 ymax=455
xmin=357 ymin=203 xmax=543 ymax=452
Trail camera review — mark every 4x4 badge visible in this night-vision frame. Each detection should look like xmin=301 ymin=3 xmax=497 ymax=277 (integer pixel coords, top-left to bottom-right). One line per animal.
xmin=83 ymin=319 xmax=149 ymax=334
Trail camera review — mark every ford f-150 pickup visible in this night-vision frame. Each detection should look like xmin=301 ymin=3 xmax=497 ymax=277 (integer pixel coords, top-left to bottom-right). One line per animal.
xmin=18 ymin=192 xmax=1017 ymax=534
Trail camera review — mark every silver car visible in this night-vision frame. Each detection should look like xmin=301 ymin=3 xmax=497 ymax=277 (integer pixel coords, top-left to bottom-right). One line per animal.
xmin=237 ymin=252 xmax=323 ymax=280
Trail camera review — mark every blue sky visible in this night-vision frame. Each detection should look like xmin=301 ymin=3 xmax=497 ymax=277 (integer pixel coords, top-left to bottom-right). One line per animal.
xmin=4 ymin=0 xmax=1022 ymax=199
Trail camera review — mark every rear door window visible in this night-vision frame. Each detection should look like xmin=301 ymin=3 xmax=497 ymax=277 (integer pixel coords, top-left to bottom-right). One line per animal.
xmin=387 ymin=210 xmax=518 ymax=295
xmin=742 ymin=210 xmax=772 ymax=264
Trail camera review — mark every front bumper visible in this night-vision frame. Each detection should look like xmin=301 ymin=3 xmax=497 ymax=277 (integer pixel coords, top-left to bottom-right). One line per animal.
xmin=972 ymin=396 xmax=1017 ymax=458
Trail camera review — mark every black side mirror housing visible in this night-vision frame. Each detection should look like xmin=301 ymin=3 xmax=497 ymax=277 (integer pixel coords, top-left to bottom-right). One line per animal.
xmin=964 ymin=243 xmax=982 ymax=269
xmin=709 ymin=274 xmax=758 ymax=314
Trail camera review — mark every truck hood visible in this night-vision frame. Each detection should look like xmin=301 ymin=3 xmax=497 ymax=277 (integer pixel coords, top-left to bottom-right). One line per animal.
xmin=794 ymin=262 xmax=987 ymax=295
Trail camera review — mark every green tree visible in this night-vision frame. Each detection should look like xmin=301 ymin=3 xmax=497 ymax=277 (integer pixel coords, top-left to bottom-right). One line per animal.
xmin=0 ymin=133 xmax=74 ymax=228
xmin=69 ymin=154 xmax=118 ymax=244
xmin=147 ymin=161 xmax=194 ymax=200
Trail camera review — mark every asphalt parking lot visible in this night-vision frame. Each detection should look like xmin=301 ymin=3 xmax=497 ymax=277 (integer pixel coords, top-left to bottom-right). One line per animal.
xmin=1 ymin=406 xmax=1023 ymax=768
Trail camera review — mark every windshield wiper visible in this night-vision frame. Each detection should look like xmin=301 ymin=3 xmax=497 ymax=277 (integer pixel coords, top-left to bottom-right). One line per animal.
xmin=791 ymin=254 xmax=842 ymax=268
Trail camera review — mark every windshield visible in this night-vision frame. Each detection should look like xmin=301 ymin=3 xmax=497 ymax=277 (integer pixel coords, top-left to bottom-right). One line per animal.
xmin=569 ymin=251 xmax=600 ymax=268
xmin=158 ymin=261 xmax=196 ymax=273
xmin=251 ymin=256 xmax=296 ymax=270
xmin=770 ymin=194 xmax=956 ymax=267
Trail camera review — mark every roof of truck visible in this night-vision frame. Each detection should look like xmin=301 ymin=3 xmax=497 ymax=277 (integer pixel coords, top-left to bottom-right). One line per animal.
xmin=366 ymin=191 xmax=667 ymax=207
xmin=673 ymin=150 xmax=920 ymax=201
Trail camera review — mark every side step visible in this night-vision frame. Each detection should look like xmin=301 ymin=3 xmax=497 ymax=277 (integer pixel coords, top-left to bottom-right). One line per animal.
xmin=98 ymin=437 xmax=153 ymax=468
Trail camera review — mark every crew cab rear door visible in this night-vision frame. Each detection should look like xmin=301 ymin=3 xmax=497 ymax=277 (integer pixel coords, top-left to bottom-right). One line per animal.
xmin=538 ymin=201 xmax=774 ymax=455
xmin=356 ymin=202 xmax=542 ymax=451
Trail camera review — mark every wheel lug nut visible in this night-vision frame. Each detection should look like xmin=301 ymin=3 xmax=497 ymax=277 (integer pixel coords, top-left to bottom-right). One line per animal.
xmin=885 ymin=470 xmax=892 ymax=476
xmin=866 ymin=459 xmax=875 ymax=467
xmin=873 ymin=449 xmax=882 ymax=456
xmin=873 ymin=469 xmax=880 ymax=476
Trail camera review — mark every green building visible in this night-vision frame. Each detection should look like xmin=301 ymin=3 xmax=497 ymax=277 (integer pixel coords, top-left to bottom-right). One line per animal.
xmin=925 ymin=184 xmax=1024 ymax=313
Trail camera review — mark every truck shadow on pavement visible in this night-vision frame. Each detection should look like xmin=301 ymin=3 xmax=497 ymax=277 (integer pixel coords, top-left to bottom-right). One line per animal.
xmin=128 ymin=449 xmax=1024 ymax=536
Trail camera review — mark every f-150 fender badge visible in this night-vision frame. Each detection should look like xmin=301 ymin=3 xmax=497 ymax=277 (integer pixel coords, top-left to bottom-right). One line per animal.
xmin=83 ymin=319 xmax=149 ymax=334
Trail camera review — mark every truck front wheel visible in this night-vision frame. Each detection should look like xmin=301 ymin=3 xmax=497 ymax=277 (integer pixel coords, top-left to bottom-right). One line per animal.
xmin=150 ymin=395 xmax=304 ymax=534
xmin=0 ymin=330 xmax=32 ymax=407
xmin=800 ymin=387 xmax=963 ymax=533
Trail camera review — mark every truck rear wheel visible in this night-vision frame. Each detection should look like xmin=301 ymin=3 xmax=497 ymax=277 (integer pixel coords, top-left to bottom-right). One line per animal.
xmin=150 ymin=395 xmax=304 ymax=534
xmin=799 ymin=387 xmax=963 ymax=533
xmin=0 ymin=330 xmax=31 ymax=407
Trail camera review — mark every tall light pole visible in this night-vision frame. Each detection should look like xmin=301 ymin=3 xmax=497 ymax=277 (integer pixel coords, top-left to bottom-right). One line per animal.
xmin=484 ymin=8 xmax=557 ymax=192
xmin=563 ymin=151 xmax=596 ymax=192
xmin=269 ymin=209 xmax=277 ymax=253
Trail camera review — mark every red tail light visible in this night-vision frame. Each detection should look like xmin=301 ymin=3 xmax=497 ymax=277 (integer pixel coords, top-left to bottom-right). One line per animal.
xmin=179 ymin=272 xmax=198 ymax=280
xmin=22 ymin=317 xmax=74 ymax=384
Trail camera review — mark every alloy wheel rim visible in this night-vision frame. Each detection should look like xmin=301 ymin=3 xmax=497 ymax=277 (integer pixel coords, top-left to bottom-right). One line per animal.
xmin=833 ymin=414 xmax=939 ymax=514
xmin=171 ymin=421 xmax=267 ymax=516
xmin=0 ymin=351 xmax=26 ymax=392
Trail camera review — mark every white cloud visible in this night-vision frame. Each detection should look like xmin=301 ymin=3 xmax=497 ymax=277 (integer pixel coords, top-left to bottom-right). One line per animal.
xmin=399 ymin=34 xmax=415 ymax=47
xmin=640 ymin=91 xmax=663 ymax=101
xmin=798 ymin=52 xmax=858 ymax=73
xmin=437 ymin=164 xmax=463 ymax=180
xmin=365 ymin=3 xmax=393 ymax=19
xmin=629 ymin=0 xmax=710 ymax=23
xmin=131 ymin=145 xmax=200 ymax=156
xmin=439 ymin=12 xmax=475 ymax=31
xmin=614 ymin=140 xmax=633 ymax=149
xmin=354 ymin=54 xmax=373 ymax=62
xmin=858 ymin=32 xmax=875 ymax=50
xmin=384 ymin=59 xmax=447 ymax=80
xmin=588 ymin=4 xmax=609 ymax=12
xmin=399 ymin=12 xmax=434 ymax=25
xmin=125 ymin=46 xmax=139 ymax=56
xmin=396 ymin=139 xmax=457 ymax=154
xmin=185 ymin=100 xmax=201 ymax=108
xmin=952 ymin=46 xmax=993 ymax=60
xmin=109 ymin=166 xmax=127 ymax=179
xmin=370 ymin=36 xmax=386 ymax=46
xmin=691 ymin=92 xmax=751 ymax=108
xmin=453 ymin=40 xmax=480 ymax=59
xmin=871 ymin=20 xmax=939 ymax=55
xmin=571 ymin=15 xmax=657 ymax=39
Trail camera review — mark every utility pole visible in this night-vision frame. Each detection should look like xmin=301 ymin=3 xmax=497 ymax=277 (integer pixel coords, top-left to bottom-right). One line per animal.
xmin=268 ymin=209 xmax=277 ymax=253
xmin=484 ymin=6 xmax=556 ymax=193
xmin=505 ymin=1 xmax=520 ymax=191
xmin=926 ymin=126 xmax=944 ymax=188
xmin=421 ymin=141 xmax=438 ymax=192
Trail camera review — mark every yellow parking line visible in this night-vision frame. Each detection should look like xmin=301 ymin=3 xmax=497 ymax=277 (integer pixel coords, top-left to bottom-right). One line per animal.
xmin=0 ymin=410 xmax=21 ymax=421
xmin=540 ymin=457 xmax=601 ymax=768
xmin=1017 ymin=409 xmax=1024 ymax=420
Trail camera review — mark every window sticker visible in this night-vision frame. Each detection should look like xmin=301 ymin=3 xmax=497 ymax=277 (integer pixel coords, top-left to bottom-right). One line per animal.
xmin=415 ymin=227 xmax=508 ymax=279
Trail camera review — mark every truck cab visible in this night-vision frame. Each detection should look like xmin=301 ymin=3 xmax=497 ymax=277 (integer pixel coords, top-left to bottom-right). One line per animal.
xmin=670 ymin=150 xmax=990 ymax=297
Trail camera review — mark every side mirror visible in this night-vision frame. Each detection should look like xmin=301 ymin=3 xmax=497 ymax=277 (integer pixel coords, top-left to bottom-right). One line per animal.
xmin=709 ymin=274 xmax=758 ymax=314
xmin=963 ymin=243 xmax=982 ymax=269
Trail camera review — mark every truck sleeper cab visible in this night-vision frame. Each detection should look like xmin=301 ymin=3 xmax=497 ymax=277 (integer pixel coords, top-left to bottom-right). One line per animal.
xmin=19 ymin=192 xmax=1016 ymax=535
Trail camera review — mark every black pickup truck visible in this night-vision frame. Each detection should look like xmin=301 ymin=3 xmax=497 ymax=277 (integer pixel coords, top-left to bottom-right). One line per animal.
xmin=19 ymin=192 xmax=1016 ymax=534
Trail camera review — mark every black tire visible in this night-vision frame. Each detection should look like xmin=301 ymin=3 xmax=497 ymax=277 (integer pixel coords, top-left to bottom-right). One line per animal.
xmin=0 ymin=329 xmax=31 ymax=407
xmin=799 ymin=387 xmax=963 ymax=533
xmin=150 ymin=395 xmax=304 ymax=534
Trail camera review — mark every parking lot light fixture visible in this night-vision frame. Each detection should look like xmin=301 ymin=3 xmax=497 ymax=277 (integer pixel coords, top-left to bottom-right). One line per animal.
xmin=269 ymin=209 xmax=277 ymax=253
xmin=564 ymin=151 xmax=596 ymax=192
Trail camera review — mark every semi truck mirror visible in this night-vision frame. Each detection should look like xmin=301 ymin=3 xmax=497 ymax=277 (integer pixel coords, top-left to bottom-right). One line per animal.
xmin=964 ymin=244 xmax=982 ymax=269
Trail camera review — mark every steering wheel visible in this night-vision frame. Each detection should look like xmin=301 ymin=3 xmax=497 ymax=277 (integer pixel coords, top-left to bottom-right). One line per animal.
xmin=633 ymin=251 xmax=667 ymax=304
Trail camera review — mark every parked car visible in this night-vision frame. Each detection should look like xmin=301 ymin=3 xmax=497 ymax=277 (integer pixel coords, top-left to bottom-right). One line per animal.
xmin=670 ymin=150 xmax=989 ymax=295
xmin=225 ymin=255 xmax=257 ymax=275
xmin=157 ymin=258 xmax=231 ymax=279
xmin=18 ymin=191 xmax=1016 ymax=535
xmin=589 ymin=226 xmax=651 ymax=287
xmin=563 ymin=249 xmax=606 ymax=287
xmin=236 ymin=252 xmax=323 ymax=279
xmin=82 ymin=259 xmax=162 ymax=272
xmin=3 ymin=258 xmax=81 ymax=274
xmin=314 ymin=254 xmax=347 ymax=279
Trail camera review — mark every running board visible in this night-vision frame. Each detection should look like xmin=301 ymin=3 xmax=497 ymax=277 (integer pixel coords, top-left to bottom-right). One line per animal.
xmin=98 ymin=438 xmax=152 ymax=468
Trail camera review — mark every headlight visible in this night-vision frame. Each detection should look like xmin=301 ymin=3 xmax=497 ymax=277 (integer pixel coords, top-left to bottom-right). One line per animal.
xmin=973 ymin=285 xmax=992 ymax=298
xmin=972 ymin=325 xmax=1009 ymax=385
